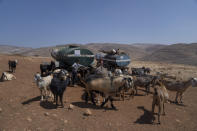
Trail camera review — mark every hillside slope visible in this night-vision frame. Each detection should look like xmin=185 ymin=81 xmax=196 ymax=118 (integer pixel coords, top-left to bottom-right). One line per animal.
xmin=142 ymin=43 xmax=197 ymax=66
xmin=0 ymin=45 xmax=32 ymax=55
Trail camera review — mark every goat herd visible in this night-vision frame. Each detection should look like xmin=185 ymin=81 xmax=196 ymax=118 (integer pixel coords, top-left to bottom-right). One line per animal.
xmin=1 ymin=59 xmax=197 ymax=125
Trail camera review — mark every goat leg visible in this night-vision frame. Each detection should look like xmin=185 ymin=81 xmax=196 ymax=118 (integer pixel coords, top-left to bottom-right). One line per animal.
xmin=180 ymin=93 xmax=183 ymax=104
xmin=60 ymin=93 xmax=64 ymax=108
xmin=175 ymin=92 xmax=179 ymax=103
xmin=53 ymin=94 xmax=56 ymax=103
xmin=90 ymin=92 xmax=96 ymax=105
xmin=56 ymin=94 xmax=58 ymax=106
xmin=109 ymin=96 xmax=116 ymax=110
xmin=162 ymin=102 xmax=165 ymax=116
xmin=135 ymin=86 xmax=138 ymax=95
xmin=152 ymin=99 xmax=156 ymax=114
xmin=40 ymin=89 xmax=44 ymax=101
xmin=129 ymin=89 xmax=135 ymax=99
xmin=101 ymin=97 xmax=109 ymax=108
xmin=158 ymin=104 xmax=161 ymax=124
xmin=84 ymin=92 xmax=89 ymax=104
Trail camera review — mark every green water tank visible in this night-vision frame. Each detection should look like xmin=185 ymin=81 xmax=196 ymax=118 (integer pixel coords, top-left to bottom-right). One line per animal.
xmin=51 ymin=45 xmax=95 ymax=67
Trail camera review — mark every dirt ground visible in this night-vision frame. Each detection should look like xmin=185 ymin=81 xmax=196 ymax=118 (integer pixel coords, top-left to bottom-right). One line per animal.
xmin=0 ymin=54 xmax=197 ymax=131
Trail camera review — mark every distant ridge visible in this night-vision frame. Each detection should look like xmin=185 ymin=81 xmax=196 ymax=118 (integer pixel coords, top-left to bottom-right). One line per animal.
xmin=1 ymin=43 xmax=197 ymax=66
xmin=141 ymin=43 xmax=197 ymax=66
xmin=0 ymin=45 xmax=32 ymax=55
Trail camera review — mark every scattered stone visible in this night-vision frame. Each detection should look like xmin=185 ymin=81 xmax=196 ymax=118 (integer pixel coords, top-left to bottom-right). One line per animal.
xmin=64 ymin=98 xmax=68 ymax=103
xmin=68 ymin=104 xmax=74 ymax=110
xmin=84 ymin=109 xmax=92 ymax=116
xmin=27 ymin=117 xmax=32 ymax=122
xmin=36 ymin=127 xmax=41 ymax=131
xmin=64 ymin=120 xmax=68 ymax=124
xmin=175 ymin=108 xmax=181 ymax=111
xmin=52 ymin=114 xmax=57 ymax=117
xmin=44 ymin=112 xmax=49 ymax=116
xmin=15 ymin=112 xmax=20 ymax=115
xmin=0 ymin=108 xmax=3 ymax=113
xmin=176 ymin=119 xmax=181 ymax=123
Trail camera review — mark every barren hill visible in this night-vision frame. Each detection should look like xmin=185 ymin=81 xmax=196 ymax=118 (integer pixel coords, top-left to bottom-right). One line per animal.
xmin=132 ymin=43 xmax=167 ymax=54
xmin=142 ymin=43 xmax=197 ymax=66
xmin=1 ymin=43 xmax=197 ymax=66
xmin=18 ymin=43 xmax=150 ymax=60
xmin=0 ymin=45 xmax=32 ymax=55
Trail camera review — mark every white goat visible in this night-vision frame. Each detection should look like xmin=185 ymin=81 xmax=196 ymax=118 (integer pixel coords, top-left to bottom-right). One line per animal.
xmin=34 ymin=73 xmax=53 ymax=101
xmin=1 ymin=72 xmax=16 ymax=81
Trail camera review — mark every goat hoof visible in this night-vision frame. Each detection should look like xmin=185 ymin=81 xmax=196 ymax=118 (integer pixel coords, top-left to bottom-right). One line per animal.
xmin=111 ymin=105 xmax=117 ymax=110
xmin=100 ymin=104 xmax=104 ymax=108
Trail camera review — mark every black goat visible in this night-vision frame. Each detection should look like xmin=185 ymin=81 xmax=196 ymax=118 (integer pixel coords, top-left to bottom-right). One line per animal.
xmin=131 ymin=67 xmax=151 ymax=76
xmin=8 ymin=60 xmax=18 ymax=73
xmin=40 ymin=61 xmax=55 ymax=77
xmin=133 ymin=75 xmax=156 ymax=95
xmin=50 ymin=70 xmax=70 ymax=108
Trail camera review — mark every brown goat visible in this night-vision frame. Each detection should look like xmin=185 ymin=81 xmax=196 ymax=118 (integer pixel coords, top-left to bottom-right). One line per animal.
xmin=152 ymin=81 xmax=169 ymax=124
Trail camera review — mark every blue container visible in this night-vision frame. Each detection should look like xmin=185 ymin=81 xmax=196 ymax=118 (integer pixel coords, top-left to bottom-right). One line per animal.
xmin=102 ymin=54 xmax=131 ymax=68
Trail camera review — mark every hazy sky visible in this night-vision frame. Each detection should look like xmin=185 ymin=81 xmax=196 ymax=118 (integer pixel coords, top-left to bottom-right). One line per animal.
xmin=0 ymin=0 xmax=197 ymax=47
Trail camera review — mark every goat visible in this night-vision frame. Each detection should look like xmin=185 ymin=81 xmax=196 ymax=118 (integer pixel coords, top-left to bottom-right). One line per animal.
xmin=8 ymin=60 xmax=18 ymax=73
xmin=1 ymin=72 xmax=16 ymax=81
xmin=34 ymin=73 xmax=53 ymax=101
xmin=133 ymin=75 xmax=156 ymax=95
xmin=119 ymin=75 xmax=135 ymax=101
xmin=131 ymin=67 xmax=150 ymax=76
xmin=159 ymin=77 xmax=197 ymax=104
xmin=40 ymin=61 xmax=55 ymax=77
xmin=152 ymin=81 xmax=169 ymax=124
xmin=50 ymin=70 xmax=70 ymax=108
xmin=79 ymin=74 xmax=133 ymax=109
xmin=114 ymin=70 xmax=135 ymax=100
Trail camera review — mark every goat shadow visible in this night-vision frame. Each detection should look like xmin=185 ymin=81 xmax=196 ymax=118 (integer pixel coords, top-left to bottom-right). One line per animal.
xmin=137 ymin=88 xmax=153 ymax=95
xmin=22 ymin=96 xmax=41 ymax=105
xmin=168 ymin=100 xmax=186 ymax=107
xmin=40 ymin=101 xmax=57 ymax=109
xmin=72 ymin=101 xmax=117 ymax=111
xmin=77 ymin=92 xmax=118 ymax=110
xmin=135 ymin=94 xmax=145 ymax=96
xmin=134 ymin=106 xmax=155 ymax=124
